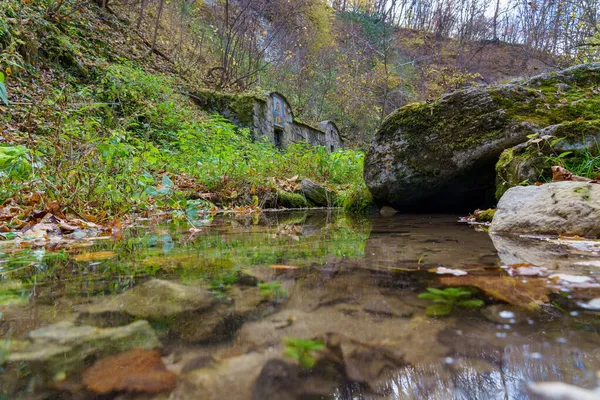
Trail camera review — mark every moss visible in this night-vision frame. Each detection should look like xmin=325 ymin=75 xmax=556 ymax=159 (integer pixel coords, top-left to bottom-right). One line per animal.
xmin=573 ymin=186 xmax=591 ymax=201
xmin=475 ymin=208 xmax=496 ymax=222
xmin=276 ymin=190 xmax=308 ymax=208
xmin=496 ymin=119 xmax=600 ymax=199
xmin=342 ymin=184 xmax=375 ymax=215
xmin=190 ymin=90 xmax=261 ymax=126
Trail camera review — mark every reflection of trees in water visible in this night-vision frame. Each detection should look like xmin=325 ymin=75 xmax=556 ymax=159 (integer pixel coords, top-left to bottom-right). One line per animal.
xmin=333 ymin=343 xmax=595 ymax=399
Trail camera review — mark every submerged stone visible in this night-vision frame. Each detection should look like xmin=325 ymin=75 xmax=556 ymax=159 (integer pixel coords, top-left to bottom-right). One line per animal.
xmin=0 ymin=320 xmax=160 ymax=392
xmin=82 ymin=279 xmax=215 ymax=320
xmin=491 ymin=182 xmax=600 ymax=236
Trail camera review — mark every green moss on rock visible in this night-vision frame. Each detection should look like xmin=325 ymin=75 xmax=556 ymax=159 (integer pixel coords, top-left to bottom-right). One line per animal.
xmin=276 ymin=190 xmax=308 ymax=208
xmin=495 ymin=119 xmax=600 ymax=199
xmin=190 ymin=90 xmax=261 ymax=126
xmin=342 ymin=185 xmax=375 ymax=215
xmin=475 ymin=208 xmax=496 ymax=222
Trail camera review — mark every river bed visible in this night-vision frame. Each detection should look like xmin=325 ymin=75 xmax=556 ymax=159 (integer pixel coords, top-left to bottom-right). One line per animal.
xmin=1 ymin=211 xmax=599 ymax=399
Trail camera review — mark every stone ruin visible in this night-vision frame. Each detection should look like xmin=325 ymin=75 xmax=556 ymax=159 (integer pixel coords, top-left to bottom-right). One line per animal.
xmin=189 ymin=90 xmax=343 ymax=151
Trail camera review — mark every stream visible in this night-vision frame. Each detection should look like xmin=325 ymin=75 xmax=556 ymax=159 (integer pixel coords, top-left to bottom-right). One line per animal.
xmin=1 ymin=211 xmax=600 ymax=399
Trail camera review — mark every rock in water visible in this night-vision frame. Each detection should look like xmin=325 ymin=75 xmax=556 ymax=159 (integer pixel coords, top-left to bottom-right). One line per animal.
xmin=82 ymin=279 xmax=214 ymax=320
xmin=0 ymin=320 xmax=160 ymax=392
xmin=364 ymin=63 xmax=600 ymax=211
xmin=83 ymin=349 xmax=176 ymax=394
xmin=490 ymin=182 xmax=600 ymax=236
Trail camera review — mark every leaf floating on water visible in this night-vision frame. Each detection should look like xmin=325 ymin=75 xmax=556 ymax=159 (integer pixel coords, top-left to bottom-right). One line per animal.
xmin=269 ymin=264 xmax=298 ymax=270
xmin=439 ymin=276 xmax=552 ymax=309
xmin=73 ymin=251 xmax=117 ymax=262
xmin=83 ymin=349 xmax=176 ymax=394
xmin=526 ymin=381 xmax=600 ymax=400
xmin=577 ymin=298 xmax=600 ymax=310
xmin=549 ymin=274 xmax=593 ymax=284
xmin=501 ymin=264 xmax=548 ymax=277
xmin=430 ymin=267 xmax=468 ymax=276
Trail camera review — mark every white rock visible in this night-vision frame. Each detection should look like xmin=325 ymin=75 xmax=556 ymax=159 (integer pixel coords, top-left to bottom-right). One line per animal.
xmin=491 ymin=182 xmax=600 ymax=237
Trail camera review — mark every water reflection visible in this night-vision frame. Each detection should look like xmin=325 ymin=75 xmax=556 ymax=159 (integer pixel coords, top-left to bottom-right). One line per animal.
xmin=1 ymin=211 xmax=600 ymax=399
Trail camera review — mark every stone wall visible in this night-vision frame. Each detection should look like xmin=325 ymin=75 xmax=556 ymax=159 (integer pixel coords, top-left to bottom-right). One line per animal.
xmin=189 ymin=90 xmax=343 ymax=151
xmin=319 ymin=120 xmax=344 ymax=151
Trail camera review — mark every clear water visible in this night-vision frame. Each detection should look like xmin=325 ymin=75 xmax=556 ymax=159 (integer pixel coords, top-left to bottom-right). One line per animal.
xmin=1 ymin=211 xmax=599 ymax=399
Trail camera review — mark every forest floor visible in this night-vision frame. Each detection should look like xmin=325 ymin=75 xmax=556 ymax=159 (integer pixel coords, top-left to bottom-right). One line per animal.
xmin=0 ymin=0 xmax=368 ymax=240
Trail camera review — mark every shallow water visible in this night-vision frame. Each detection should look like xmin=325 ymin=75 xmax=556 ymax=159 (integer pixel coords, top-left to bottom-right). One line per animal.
xmin=1 ymin=211 xmax=600 ymax=399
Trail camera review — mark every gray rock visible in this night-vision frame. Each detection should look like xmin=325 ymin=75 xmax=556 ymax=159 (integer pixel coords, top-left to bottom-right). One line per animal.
xmin=490 ymin=182 xmax=600 ymax=236
xmin=301 ymin=179 xmax=335 ymax=207
xmin=364 ymin=63 xmax=600 ymax=211
xmin=379 ymin=206 xmax=398 ymax=217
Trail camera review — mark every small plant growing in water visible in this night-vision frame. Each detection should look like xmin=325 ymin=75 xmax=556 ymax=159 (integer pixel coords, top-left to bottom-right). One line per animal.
xmin=283 ymin=337 xmax=325 ymax=368
xmin=418 ymin=287 xmax=484 ymax=317
xmin=258 ymin=281 xmax=287 ymax=301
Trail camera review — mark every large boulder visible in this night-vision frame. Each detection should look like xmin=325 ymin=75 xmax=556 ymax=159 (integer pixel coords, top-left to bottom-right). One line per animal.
xmin=490 ymin=181 xmax=600 ymax=236
xmin=364 ymin=63 xmax=600 ymax=211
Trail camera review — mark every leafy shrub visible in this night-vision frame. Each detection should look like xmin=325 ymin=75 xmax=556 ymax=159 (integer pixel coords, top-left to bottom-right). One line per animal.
xmin=0 ymin=146 xmax=31 ymax=180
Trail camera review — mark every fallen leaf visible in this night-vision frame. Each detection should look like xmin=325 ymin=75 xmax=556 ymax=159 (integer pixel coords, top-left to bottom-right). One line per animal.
xmin=269 ymin=264 xmax=298 ymax=270
xmin=73 ymin=251 xmax=117 ymax=262
xmin=430 ymin=267 xmax=468 ymax=276
xmin=549 ymin=274 xmax=593 ymax=284
xmin=502 ymin=265 xmax=548 ymax=276
xmin=526 ymin=381 xmax=599 ymax=400
xmin=83 ymin=349 xmax=176 ymax=394
xmin=439 ymin=275 xmax=553 ymax=309
xmin=577 ymin=298 xmax=600 ymax=310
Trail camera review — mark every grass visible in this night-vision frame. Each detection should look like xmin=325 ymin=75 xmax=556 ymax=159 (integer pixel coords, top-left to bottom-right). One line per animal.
xmin=0 ymin=0 xmax=366 ymax=221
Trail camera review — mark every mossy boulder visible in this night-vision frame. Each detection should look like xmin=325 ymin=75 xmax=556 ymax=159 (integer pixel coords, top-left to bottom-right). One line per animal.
xmin=276 ymin=190 xmax=309 ymax=208
xmin=496 ymin=119 xmax=600 ymax=199
xmin=364 ymin=63 xmax=600 ymax=211
xmin=301 ymin=179 xmax=336 ymax=207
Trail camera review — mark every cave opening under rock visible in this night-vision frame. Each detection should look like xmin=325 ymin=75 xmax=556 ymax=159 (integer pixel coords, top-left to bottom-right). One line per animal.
xmin=391 ymin=157 xmax=499 ymax=214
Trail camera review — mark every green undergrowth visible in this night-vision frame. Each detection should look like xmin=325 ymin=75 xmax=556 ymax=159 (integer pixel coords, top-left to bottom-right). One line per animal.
xmin=0 ymin=0 xmax=365 ymax=218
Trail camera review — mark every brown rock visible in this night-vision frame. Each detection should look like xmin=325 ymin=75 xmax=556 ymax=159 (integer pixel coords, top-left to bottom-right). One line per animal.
xmin=83 ymin=349 xmax=176 ymax=394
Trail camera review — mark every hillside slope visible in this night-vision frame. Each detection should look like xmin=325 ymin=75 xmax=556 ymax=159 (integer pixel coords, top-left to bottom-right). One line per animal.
xmin=0 ymin=0 xmax=365 ymax=229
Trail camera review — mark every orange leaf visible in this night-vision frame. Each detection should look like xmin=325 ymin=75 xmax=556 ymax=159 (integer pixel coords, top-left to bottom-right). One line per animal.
xmin=269 ymin=264 xmax=298 ymax=270
xmin=439 ymin=275 xmax=553 ymax=309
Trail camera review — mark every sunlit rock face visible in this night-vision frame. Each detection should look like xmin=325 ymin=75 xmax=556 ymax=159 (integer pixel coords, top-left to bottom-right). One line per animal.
xmin=491 ymin=181 xmax=600 ymax=236
xmin=364 ymin=63 xmax=600 ymax=212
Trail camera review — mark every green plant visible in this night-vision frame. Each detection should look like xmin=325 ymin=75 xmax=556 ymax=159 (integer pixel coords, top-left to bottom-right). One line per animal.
xmin=258 ymin=281 xmax=287 ymax=301
xmin=0 ymin=146 xmax=31 ymax=180
xmin=0 ymin=71 xmax=7 ymax=105
xmin=283 ymin=337 xmax=325 ymax=368
xmin=418 ymin=287 xmax=484 ymax=317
